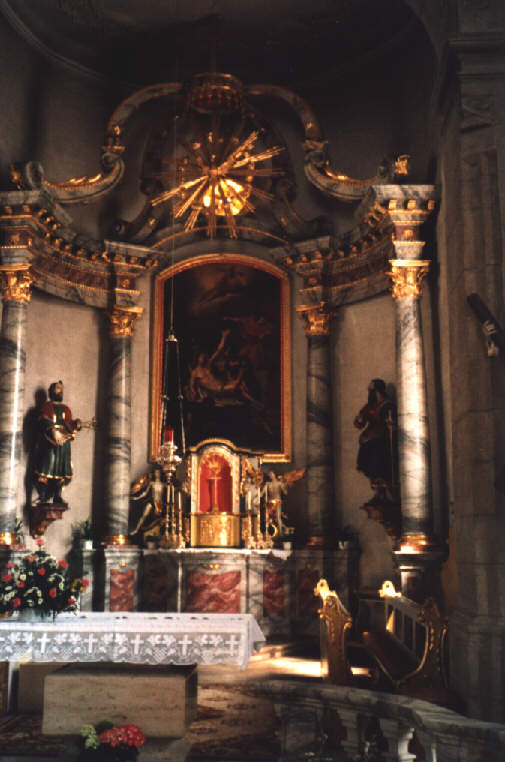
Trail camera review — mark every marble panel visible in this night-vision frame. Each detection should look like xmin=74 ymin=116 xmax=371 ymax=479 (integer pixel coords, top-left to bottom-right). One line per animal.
xmin=43 ymin=663 xmax=197 ymax=737
xmin=103 ymin=548 xmax=140 ymax=612
xmin=185 ymin=570 xmax=241 ymax=613
xmin=142 ymin=554 xmax=172 ymax=612
xmin=297 ymin=566 xmax=321 ymax=617
xmin=110 ymin=568 xmax=135 ymax=612
xmin=248 ymin=550 xmax=293 ymax=637
xmin=263 ymin=569 xmax=285 ymax=617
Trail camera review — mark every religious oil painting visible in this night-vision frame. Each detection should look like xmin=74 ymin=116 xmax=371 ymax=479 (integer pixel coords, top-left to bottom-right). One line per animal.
xmin=151 ymin=255 xmax=291 ymax=461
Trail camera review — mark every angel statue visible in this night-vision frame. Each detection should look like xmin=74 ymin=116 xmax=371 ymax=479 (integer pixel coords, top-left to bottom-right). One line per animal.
xmin=262 ymin=468 xmax=306 ymax=539
xmin=130 ymin=468 xmax=166 ymax=541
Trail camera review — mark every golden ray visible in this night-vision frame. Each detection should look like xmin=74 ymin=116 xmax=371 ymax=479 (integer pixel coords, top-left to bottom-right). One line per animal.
xmin=185 ymin=206 xmax=201 ymax=232
xmin=208 ymin=180 xmax=217 ymax=239
xmin=174 ymin=178 xmax=208 ymax=219
xmin=232 ymin=145 xmax=285 ymax=169
xmin=246 ymin=184 xmax=275 ymax=202
xmin=219 ymin=130 xmax=260 ymax=174
xmin=228 ymin=167 xmax=284 ymax=177
xmin=151 ymin=175 xmax=206 ymax=207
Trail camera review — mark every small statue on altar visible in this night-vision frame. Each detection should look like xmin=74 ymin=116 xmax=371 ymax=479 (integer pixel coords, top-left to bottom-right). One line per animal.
xmin=262 ymin=468 xmax=305 ymax=539
xmin=130 ymin=468 xmax=166 ymax=539
xmin=34 ymin=381 xmax=82 ymax=505
xmin=240 ymin=460 xmax=261 ymax=514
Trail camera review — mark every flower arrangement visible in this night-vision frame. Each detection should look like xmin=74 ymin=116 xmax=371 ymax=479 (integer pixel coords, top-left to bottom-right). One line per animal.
xmin=79 ymin=721 xmax=145 ymax=761
xmin=0 ymin=538 xmax=89 ymax=615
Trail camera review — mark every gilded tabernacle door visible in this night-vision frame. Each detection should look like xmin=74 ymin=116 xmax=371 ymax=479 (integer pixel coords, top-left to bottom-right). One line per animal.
xmin=150 ymin=254 xmax=291 ymax=461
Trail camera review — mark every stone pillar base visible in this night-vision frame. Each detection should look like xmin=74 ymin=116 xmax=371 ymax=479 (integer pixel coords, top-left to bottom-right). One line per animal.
xmin=392 ymin=541 xmax=446 ymax=602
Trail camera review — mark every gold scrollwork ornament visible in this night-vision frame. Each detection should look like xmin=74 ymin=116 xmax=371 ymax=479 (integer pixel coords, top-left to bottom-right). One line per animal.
xmin=108 ymin=306 xmax=143 ymax=337
xmin=388 ymin=260 xmax=430 ymax=300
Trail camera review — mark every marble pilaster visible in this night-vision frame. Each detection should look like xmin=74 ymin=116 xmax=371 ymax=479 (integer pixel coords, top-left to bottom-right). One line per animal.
xmin=297 ymin=302 xmax=335 ymax=547
xmin=103 ymin=306 xmax=142 ymax=544
xmin=0 ymin=264 xmax=33 ymax=543
xmin=79 ymin=548 xmax=94 ymax=611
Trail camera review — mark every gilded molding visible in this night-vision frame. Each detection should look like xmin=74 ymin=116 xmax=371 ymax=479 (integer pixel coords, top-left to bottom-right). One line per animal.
xmin=0 ymin=264 xmax=34 ymax=303
xmin=102 ymin=534 xmax=130 ymax=546
xmin=296 ymin=302 xmax=334 ymax=336
xmin=388 ymin=260 xmax=431 ymax=300
xmin=108 ymin=305 xmax=143 ymax=337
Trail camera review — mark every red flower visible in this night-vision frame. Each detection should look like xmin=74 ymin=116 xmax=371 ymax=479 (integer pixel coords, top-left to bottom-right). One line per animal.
xmin=12 ymin=597 xmax=21 ymax=607
xmin=35 ymin=538 xmax=44 ymax=546
xmin=17 ymin=581 xmax=25 ymax=588
xmin=99 ymin=728 xmax=122 ymax=748
xmin=2 ymin=573 xmax=11 ymax=582
xmin=67 ymin=596 xmax=75 ymax=605
xmin=118 ymin=724 xmax=145 ymax=747
xmin=5 ymin=562 xmax=13 ymax=569
xmin=27 ymin=556 xmax=35 ymax=563
xmin=58 ymin=560 xmax=68 ymax=569
xmin=81 ymin=578 xmax=90 ymax=587
xmin=49 ymin=588 xmax=57 ymax=598
xmin=37 ymin=568 xmax=46 ymax=576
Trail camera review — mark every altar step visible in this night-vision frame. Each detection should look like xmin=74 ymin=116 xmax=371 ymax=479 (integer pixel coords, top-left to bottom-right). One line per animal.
xmin=251 ymin=637 xmax=320 ymax=663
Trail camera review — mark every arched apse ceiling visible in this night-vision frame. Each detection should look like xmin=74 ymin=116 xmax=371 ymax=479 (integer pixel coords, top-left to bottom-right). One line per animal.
xmin=0 ymin=0 xmax=439 ymax=93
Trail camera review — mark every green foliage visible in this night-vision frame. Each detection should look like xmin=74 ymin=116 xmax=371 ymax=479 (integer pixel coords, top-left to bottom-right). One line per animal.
xmin=72 ymin=518 xmax=93 ymax=542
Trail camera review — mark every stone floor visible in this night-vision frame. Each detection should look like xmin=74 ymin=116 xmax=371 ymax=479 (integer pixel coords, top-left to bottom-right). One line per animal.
xmin=0 ymin=648 xmax=324 ymax=761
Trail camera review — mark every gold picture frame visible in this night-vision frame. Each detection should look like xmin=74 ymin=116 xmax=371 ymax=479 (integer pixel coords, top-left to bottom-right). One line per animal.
xmin=150 ymin=253 xmax=291 ymax=462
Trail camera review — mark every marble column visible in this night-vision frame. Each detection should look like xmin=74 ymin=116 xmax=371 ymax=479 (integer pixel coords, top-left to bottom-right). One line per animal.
xmin=297 ymin=302 xmax=334 ymax=547
xmin=390 ymin=259 xmax=432 ymax=542
xmin=103 ymin=305 xmax=142 ymax=545
xmin=0 ymin=264 xmax=33 ymax=545
xmin=388 ymin=223 xmax=445 ymax=599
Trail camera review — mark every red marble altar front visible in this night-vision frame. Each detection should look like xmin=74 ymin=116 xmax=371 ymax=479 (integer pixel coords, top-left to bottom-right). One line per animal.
xmin=186 ymin=570 xmax=241 ymax=613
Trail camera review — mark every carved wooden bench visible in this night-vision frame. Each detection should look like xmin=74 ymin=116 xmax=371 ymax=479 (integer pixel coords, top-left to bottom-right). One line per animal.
xmin=315 ymin=579 xmax=451 ymax=704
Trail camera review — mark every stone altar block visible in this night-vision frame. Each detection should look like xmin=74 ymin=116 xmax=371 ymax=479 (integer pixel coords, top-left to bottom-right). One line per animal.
xmin=0 ymin=611 xmax=264 ymax=712
xmin=140 ymin=547 xmax=359 ymax=640
xmin=43 ymin=663 xmax=197 ymax=737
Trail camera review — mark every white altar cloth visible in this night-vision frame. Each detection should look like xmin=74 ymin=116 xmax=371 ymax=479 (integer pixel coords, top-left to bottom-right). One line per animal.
xmin=0 ymin=612 xmax=265 ymax=670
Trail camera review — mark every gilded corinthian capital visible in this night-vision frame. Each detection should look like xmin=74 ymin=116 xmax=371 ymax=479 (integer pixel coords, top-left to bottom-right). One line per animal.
xmin=388 ymin=260 xmax=430 ymax=300
xmin=296 ymin=302 xmax=334 ymax=335
xmin=108 ymin=305 xmax=143 ymax=337
xmin=0 ymin=264 xmax=34 ymax=302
